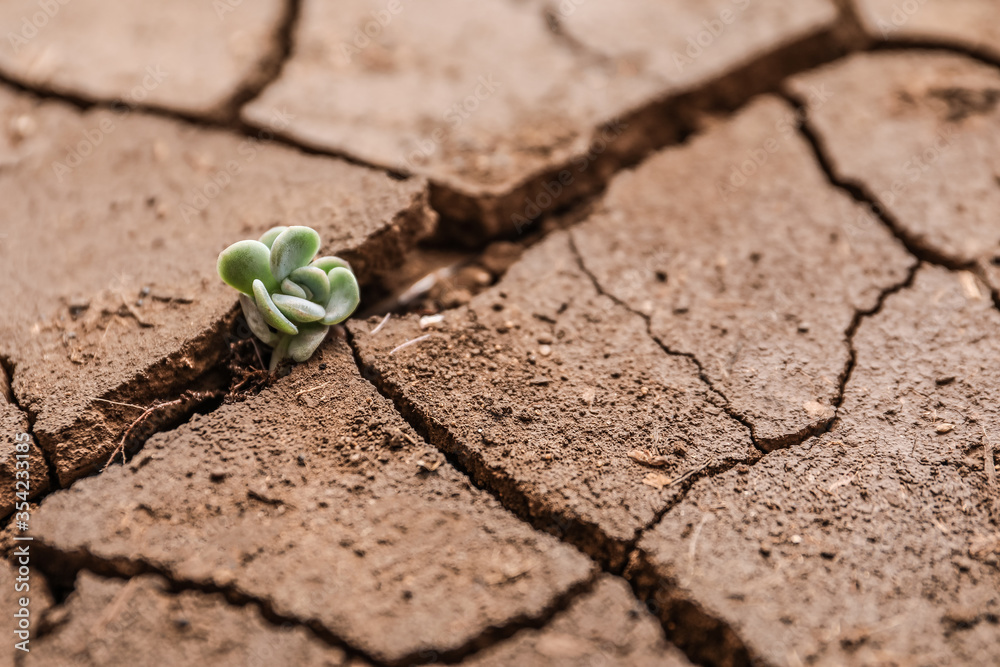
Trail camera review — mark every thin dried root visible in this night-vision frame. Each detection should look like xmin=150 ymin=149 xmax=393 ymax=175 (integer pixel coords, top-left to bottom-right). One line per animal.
xmin=102 ymin=390 xmax=223 ymax=470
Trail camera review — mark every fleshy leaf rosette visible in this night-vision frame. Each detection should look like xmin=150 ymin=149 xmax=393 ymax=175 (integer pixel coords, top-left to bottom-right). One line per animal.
xmin=217 ymin=225 xmax=360 ymax=372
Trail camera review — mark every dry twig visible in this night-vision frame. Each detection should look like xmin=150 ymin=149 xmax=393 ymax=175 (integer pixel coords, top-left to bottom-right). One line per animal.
xmin=102 ymin=390 xmax=222 ymax=470
xmin=982 ymin=426 xmax=997 ymax=489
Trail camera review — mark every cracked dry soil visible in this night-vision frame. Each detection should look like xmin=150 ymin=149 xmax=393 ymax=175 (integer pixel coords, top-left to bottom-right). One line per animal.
xmin=2 ymin=1 xmax=1000 ymax=666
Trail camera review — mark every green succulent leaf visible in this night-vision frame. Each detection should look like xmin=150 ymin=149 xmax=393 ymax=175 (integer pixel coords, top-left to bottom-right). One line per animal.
xmin=271 ymin=294 xmax=326 ymax=323
xmin=289 ymin=266 xmax=330 ymax=304
xmin=238 ymin=293 xmax=280 ymax=346
xmin=322 ymin=267 xmax=360 ymax=325
xmin=269 ymin=226 xmax=321 ymax=282
xmin=280 ymin=278 xmax=309 ymax=300
xmin=258 ymin=226 xmax=288 ymax=249
xmin=219 ymin=226 xmax=359 ymax=371
xmin=288 ymin=323 xmax=330 ymax=362
xmin=253 ymin=279 xmax=298 ymax=335
xmin=217 ymin=240 xmax=277 ymax=295
xmin=310 ymin=256 xmax=352 ymax=274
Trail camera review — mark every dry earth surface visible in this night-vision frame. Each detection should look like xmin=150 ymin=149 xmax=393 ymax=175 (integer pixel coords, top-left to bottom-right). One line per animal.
xmin=0 ymin=1 xmax=998 ymax=666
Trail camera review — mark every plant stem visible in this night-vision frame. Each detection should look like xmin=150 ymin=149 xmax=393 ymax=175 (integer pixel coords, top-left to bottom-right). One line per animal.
xmin=269 ymin=335 xmax=291 ymax=374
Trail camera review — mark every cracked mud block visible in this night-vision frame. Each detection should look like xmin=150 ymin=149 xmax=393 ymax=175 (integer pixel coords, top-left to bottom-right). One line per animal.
xmin=571 ymin=96 xmax=915 ymax=450
xmin=464 ymin=575 xmax=691 ymax=667
xmin=349 ymin=231 xmax=754 ymax=568
xmin=632 ymin=266 xmax=1000 ymax=667
xmin=0 ymin=362 xmax=49 ymax=517
xmin=0 ymin=399 xmax=49 ymax=517
xmin=553 ymin=0 xmax=838 ymax=88
xmin=31 ymin=342 xmax=594 ymax=664
xmin=789 ymin=51 xmax=1000 ymax=294
xmin=25 ymin=572 xmax=353 ymax=667
xmin=853 ymin=0 xmax=1000 ymax=59
xmin=0 ymin=86 xmax=432 ymax=485
xmin=0 ymin=0 xmax=287 ymax=118
xmin=243 ymin=0 xmax=842 ymax=240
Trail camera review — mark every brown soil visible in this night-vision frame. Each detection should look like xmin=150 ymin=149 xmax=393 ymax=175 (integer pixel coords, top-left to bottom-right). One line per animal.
xmin=30 ymin=342 xmax=595 ymax=665
xmin=2 ymin=2 xmax=1000 ymax=666
xmin=349 ymin=230 xmax=755 ymax=569
xmin=632 ymin=266 xmax=1000 ymax=666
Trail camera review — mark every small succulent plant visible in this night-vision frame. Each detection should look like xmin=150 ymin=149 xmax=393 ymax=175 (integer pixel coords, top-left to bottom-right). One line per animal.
xmin=217 ymin=225 xmax=360 ymax=372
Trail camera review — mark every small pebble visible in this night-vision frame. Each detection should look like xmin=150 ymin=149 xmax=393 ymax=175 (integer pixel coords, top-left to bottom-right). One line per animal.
xmin=420 ymin=314 xmax=445 ymax=328
xmin=11 ymin=115 xmax=36 ymax=139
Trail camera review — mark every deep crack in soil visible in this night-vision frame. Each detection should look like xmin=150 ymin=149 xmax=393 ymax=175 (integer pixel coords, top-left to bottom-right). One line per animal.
xmin=345 ymin=271 xmax=763 ymax=666
xmin=566 ymin=232 xmax=764 ymax=454
xmin=27 ymin=309 xmax=239 ymax=487
xmin=344 ymin=325 xmax=628 ymax=568
xmin=220 ymin=0 xmax=304 ymax=123
xmin=30 ymin=540 xmax=602 ymax=667
xmin=30 ymin=545 xmax=381 ymax=667
xmin=0 ymin=355 xmax=59 ymax=494
xmin=781 ymin=90 xmax=978 ymax=272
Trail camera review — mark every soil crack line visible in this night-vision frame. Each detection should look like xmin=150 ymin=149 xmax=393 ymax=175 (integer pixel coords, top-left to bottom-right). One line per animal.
xmin=780 ymin=89 xmax=976 ymax=272
xmin=0 ymin=354 xmax=59 ymax=493
xmin=5 ymin=15 xmax=1000 ymax=260
xmin=402 ymin=571 xmax=600 ymax=666
xmin=345 ymin=325 xmax=751 ymax=667
xmin=566 ymin=231 xmax=761 ymax=451
xmin=344 ymin=326 xmax=623 ymax=563
xmin=32 ymin=545 xmax=390 ymax=667
xmin=34 ymin=536 xmax=603 ymax=667
xmin=540 ymin=4 xmax=613 ymax=67
xmin=0 ymin=0 xmax=861 ymax=248
xmin=829 ymin=261 xmax=920 ymax=424
xmin=99 ymin=389 xmax=226 ymax=471
xmin=779 ymin=88 xmax=987 ymax=424
xmin=347 ymin=309 xmax=757 ymax=665
xmin=224 ymin=0 xmax=303 ymax=121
